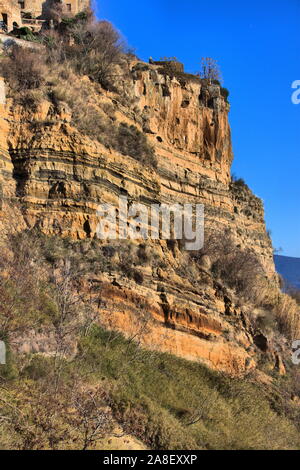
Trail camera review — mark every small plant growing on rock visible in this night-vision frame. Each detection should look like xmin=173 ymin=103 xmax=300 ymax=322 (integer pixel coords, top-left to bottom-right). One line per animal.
xmin=221 ymin=87 xmax=230 ymax=103
xmin=115 ymin=122 xmax=157 ymax=168
xmin=193 ymin=229 xmax=267 ymax=304
xmin=231 ymin=175 xmax=249 ymax=190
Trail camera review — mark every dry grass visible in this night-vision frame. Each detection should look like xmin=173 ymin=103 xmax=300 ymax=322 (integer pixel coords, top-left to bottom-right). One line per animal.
xmin=1 ymin=46 xmax=46 ymax=92
xmin=1 ymin=46 xmax=156 ymax=166
xmin=1 ymin=230 xmax=300 ymax=450
xmin=189 ymin=230 xmax=300 ymax=339
xmin=274 ymin=293 xmax=300 ymax=340
xmin=194 ymin=230 xmax=267 ymax=303
xmin=50 ymin=69 xmax=156 ymax=166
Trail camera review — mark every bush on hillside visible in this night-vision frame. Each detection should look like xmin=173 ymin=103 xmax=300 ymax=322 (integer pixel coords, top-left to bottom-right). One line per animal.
xmin=221 ymin=87 xmax=230 ymax=103
xmin=287 ymin=288 xmax=300 ymax=306
xmin=42 ymin=17 xmax=124 ymax=91
xmin=230 ymin=175 xmax=249 ymax=190
xmin=193 ymin=230 xmax=266 ymax=303
xmin=115 ymin=123 xmax=157 ymax=168
xmin=1 ymin=45 xmax=45 ymax=92
xmin=70 ymin=20 xmax=123 ymax=90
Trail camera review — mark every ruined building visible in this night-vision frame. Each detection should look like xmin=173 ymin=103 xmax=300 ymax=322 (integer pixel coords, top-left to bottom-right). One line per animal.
xmin=0 ymin=0 xmax=90 ymax=32
xmin=0 ymin=1 xmax=22 ymax=32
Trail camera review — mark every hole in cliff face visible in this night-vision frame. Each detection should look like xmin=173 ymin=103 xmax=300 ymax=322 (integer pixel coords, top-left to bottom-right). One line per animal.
xmin=207 ymin=98 xmax=214 ymax=109
xmin=161 ymin=84 xmax=171 ymax=97
xmin=167 ymin=239 xmax=177 ymax=255
xmin=156 ymin=136 xmax=163 ymax=142
xmin=14 ymin=175 xmax=27 ymax=197
xmin=216 ymin=149 xmax=222 ymax=161
xmin=199 ymin=89 xmax=215 ymax=109
xmin=204 ymin=149 xmax=211 ymax=160
xmin=150 ymin=70 xmax=158 ymax=81
xmin=203 ymin=118 xmax=213 ymax=147
xmin=83 ymin=220 xmax=92 ymax=238
xmin=199 ymin=89 xmax=208 ymax=107
xmin=181 ymin=99 xmax=190 ymax=108
xmin=254 ymin=333 xmax=268 ymax=352
xmin=49 ymin=181 xmax=67 ymax=199
xmin=10 ymin=149 xmax=28 ymax=197
xmin=102 ymin=245 xmax=116 ymax=258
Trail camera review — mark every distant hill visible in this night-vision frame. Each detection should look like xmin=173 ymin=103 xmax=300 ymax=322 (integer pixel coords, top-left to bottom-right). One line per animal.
xmin=274 ymin=255 xmax=300 ymax=289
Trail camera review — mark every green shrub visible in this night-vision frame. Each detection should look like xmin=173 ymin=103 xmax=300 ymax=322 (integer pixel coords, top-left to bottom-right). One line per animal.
xmin=221 ymin=87 xmax=230 ymax=103
xmin=11 ymin=26 xmax=38 ymax=41
xmin=22 ymin=356 xmax=53 ymax=381
xmin=231 ymin=175 xmax=249 ymax=190
xmin=193 ymin=229 xmax=266 ymax=303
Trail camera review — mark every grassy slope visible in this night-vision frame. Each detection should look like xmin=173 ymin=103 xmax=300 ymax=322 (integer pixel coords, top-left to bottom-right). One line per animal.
xmin=1 ymin=324 xmax=300 ymax=450
xmin=78 ymin=327 xmax=300 ymax=450
xmin=0 ymin=233 xmax=300 ymax=450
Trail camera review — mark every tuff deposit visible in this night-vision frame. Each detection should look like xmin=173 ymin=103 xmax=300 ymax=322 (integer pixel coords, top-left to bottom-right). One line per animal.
xmin=0 ymin=60 xmax=277 ymax=374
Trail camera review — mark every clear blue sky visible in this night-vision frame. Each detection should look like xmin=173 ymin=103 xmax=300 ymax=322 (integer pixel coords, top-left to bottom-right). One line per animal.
xmin=95 ymin=0 xmax=300 ymax=257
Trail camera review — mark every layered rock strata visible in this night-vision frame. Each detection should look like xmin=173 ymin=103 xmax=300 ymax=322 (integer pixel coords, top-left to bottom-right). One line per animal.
xmin=0 ymin=61 xmax=276 ymax=373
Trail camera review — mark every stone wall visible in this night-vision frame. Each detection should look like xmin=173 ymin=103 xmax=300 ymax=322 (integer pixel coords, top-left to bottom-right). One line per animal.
xmin=0 ymin=1 xmax=22 ymax=31
xmin=0 ymin=0 xmax=90 ymax=32
xmin=21 ymin=0 xmax=90 ymax=18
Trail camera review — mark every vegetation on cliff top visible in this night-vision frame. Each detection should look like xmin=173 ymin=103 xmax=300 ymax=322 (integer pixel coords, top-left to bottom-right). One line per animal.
xmin=0 ymin=9 xmax=231 ymax=168
xmin=0 ymin=13 xmax=157 ymax=168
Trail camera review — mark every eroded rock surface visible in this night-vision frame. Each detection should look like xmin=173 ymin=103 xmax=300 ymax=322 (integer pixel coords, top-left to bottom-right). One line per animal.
xmin=0 ymin=61 xmax=278 ymax=373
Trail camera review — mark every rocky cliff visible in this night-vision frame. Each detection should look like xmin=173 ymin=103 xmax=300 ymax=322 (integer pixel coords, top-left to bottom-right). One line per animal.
xmin=0 ymin=60 xmax=279 ymax=374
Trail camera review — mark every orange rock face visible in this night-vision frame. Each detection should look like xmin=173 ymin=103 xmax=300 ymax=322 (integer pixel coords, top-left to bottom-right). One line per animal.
xmin=0 ymin=62 xmax=276 ymax=373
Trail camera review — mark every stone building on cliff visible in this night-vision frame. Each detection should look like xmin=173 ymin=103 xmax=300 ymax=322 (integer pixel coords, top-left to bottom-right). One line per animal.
xmin=0 ymin=1 xmax=22 ymax=32
xmin=0 ymin=0 xmax=90 ymax=32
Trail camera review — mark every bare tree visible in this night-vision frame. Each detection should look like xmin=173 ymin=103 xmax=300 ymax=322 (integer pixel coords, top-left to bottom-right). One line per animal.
xmin=66 ymin=20 xmax=124 ymax=89
xmin=0 ymin=230 xmax=46 ymax=339
xmin=199 ymin=57 xmax=222 ymax=82
xmin=71 ymin=386 xmax=113 ymax=450
xmin=185 ymin=389 xmax=219 ymax=426
xmin=0 ymin=378 xmax=113 ymax=450
xmin=1 ymin=46 xmax=46 ymax=92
